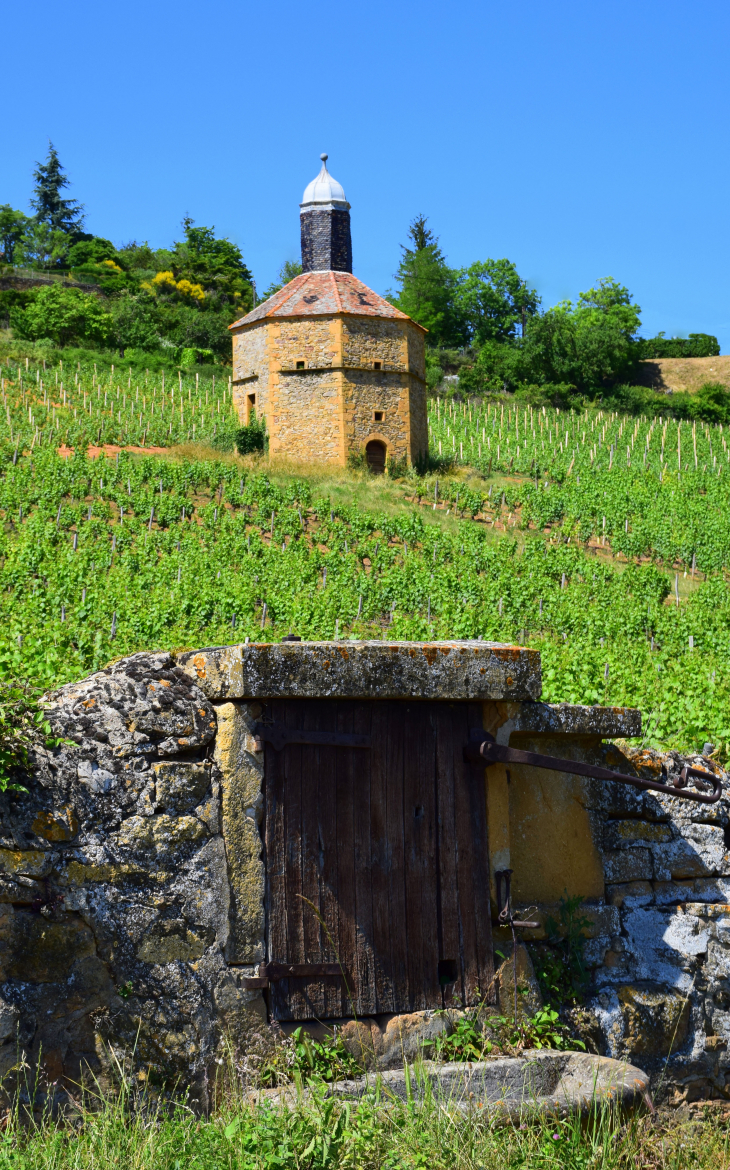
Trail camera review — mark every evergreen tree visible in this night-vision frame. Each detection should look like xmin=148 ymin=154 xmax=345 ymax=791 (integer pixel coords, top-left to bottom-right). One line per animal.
xmin=30 ymin=143 xmax=85 ymax=234
xmin=390 ymin=215 xmax=466 ymax=347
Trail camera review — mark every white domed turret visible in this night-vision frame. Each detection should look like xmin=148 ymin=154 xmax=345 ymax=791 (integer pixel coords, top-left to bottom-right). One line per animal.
xmin=300 ymin=153 xmax=350 ymax=211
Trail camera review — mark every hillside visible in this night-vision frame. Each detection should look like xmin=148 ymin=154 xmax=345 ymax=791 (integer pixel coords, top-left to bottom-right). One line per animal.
xmin=0 ymin=352 xmax=728 ymax=760
xmin=637 ymin=354 xmax=730 ymax=393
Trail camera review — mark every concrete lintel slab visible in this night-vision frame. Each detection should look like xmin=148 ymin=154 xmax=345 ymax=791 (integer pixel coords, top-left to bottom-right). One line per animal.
xmin=176 ymin=640 xmax=542 ymax=702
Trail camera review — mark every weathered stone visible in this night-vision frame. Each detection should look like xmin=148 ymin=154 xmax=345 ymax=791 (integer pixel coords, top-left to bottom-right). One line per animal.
xmin=605 ymin=820 xmax=673 ymax=848
xmin=212 ymin=702 xmax=264 ymax=963
xmin=178 ymin=640 xmax=543 ymax=702
xmin=616 ymin=985 xmax=691 ymax=1059
xmin=31 ymin=807 xmax=78 ymax=842
xmin=325 ymin=1051 xmax=651 ymax=1120
xmin=115 ymin=814 xmax=209 ymax=854
xmin=6 ymin=914 xmax=97 ymax=983
xmin=152 ymin=761 xmax=211 ymax=815
xmin=603 ymin=848 xmax=654 ymax=883
xmin=496 ymin=942 xmax=543 ymax=1021
xmin=607 ymin=881 xmax=654 ymax=907
xmin=137 ymin=920 xmax=208 ymax=964
xmin=653 ymin=825 xmax=727 ymax=880
xmin=0 ymin=849 xmax=55 ymax=878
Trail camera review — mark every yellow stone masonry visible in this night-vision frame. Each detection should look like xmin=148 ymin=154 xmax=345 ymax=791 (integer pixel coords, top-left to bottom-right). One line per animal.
xmin=231 ymin=313 xmax=427 ymax=467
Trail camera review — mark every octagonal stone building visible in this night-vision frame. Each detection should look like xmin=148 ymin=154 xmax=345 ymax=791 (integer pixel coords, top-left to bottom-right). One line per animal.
xmin=229 ymin=156 xmax=428 ymax=471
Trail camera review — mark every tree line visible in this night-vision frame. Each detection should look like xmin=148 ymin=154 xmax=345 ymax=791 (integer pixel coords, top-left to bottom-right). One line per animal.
xmin=389 ymin=215 xmax=721 ymax=411
xmin=0 ymin=148 xmax=721 ymax=393
xmin=0 ymin=145 xmax=256 ymax=365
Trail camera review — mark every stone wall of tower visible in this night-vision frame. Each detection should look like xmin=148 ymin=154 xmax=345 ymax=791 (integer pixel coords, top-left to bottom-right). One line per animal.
xmin=232 ymin=325 xmax=270 ymax=425
xmin=300 ymin=209 xmax=352 ymax=273
xmin=271 ymin=319 xmax=337 ymax=371
xmin=341 ymin=317 xmax=406 ymax=370
xmin=268 ymin=369 xmax=343 ymax=463
xmin=230 ymin=315 xmax=428 ymax=467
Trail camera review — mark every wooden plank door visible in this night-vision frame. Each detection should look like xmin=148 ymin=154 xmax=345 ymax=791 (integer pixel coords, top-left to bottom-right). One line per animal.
xmin=262 ymin=698 xmax=493 ymax=1020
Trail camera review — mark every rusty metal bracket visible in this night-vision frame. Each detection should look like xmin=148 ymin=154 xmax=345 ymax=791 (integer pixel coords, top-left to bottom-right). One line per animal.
xmin=254 ymin=724 xmax=371 ymax=752
xmin=260 ymin=962 xmax=345 ymax=980
xmin=465 ymin=732 xmax=723 ymax=804
xmin=494 ymin=869 xmax=538 ymax=930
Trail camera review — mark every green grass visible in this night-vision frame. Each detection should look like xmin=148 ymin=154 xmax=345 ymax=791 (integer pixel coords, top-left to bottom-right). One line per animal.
xmin=0 ymin=1080 xmax=728 ymax=1169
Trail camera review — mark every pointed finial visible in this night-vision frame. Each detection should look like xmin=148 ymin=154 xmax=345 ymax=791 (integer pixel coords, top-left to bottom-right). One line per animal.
xmin=320 ymin=153 xmax=328 ymax=163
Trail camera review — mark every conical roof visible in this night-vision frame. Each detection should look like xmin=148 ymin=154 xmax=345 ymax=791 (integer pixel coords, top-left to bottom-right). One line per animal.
xmin=230 ymin=271 xmax=426 ymax=330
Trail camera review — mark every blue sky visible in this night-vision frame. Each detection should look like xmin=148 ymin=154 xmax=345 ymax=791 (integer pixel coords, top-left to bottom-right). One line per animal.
xmin=2 ymin=0 xmax=729 ymax=347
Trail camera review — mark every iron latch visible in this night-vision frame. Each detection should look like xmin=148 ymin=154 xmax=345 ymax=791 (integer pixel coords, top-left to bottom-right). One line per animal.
xmin=465 ymin=731 xmax=723 ymax=804
xmin=254 ymin=724 xmax=370 ymax=752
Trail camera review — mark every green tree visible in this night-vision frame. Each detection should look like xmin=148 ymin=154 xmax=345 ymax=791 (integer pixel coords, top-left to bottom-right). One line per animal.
xmin=14 ymin=222 xmax=69 ymax=271
xmin=67 ymin=237 xmax=118 ymax=268
xmin=0 ymin=206 xmax=32 ymax=265
xmin=171 ymin=219 xmax=254 ymax=312
xmin=30 ymin=143 xmax=85 ymax=235
xmin=454 ymin=259 xmax=540 ymax=344
xmin=517 ymin=277 xmax=642 ymax=393
xmin=11 ymin=284 xmax=113 ymax=347
xmin=261 ymin=260 xmax=303 ymax=300
xmin=390 ymin=215 xmax=466 ymax=347
xmin=109 ymin=292 xmax=160 ymax=355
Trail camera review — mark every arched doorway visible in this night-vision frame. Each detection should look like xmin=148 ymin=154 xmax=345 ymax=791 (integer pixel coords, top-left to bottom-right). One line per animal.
xmin=365 ymin=440 xmax=386 ymax=474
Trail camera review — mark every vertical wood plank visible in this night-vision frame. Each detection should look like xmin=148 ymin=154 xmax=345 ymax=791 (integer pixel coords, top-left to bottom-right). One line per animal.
xmin=265 ymin=699 xmax=291 ymax=1019
xmin=432 ymin=703 xmax=462 ymax=1004
xmin=452 ymin=703 xmax=494 ymax=1005
xmin=299 ymin=700 xmax=327 ymax=1019
xmin=369 ymin=702 xmax=395 ymax=1013
xmin=334 ymin=702 xmax=358 ymax=1016
xmin=352 ymin=700 xmax=376 ymax=1015
xmin=402 ymin=702 xmax=440 ymax=1010
xmin=383 ymin=700 xmax=409 ymax=1011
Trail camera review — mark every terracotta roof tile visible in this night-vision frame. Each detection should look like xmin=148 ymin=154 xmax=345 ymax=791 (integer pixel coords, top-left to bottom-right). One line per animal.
xmin=229 ymin=271 xmax=425 ymax=331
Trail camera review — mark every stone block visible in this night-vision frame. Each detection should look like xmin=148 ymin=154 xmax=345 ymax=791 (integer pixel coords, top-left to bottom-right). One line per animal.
xmin=115 ymin=814 xmax=209 ymax=855
xmin=606 ymin=881 xmax=654 ymax=907
xmin=152 ymin=761 xmax=211 ymax=815
xmin=496 ymin=942 xmax=543 ymax=1021
xmin=604 ymin=820 xmax=673 ymax=849
xmin=0 ymin=849 xmax=54 ymax=878
xmin=616 ymin=985 xmax=691 ymax=1058
xmin=213 ymin=702 xmax=264 ymax=964
xmin=137 ymin=920 xmax=208 ymax=964
xmin=620 ymin=906 xmax=708 ymax=984
xmin=603 ymin=848 xmax=653 ymax=883
xmin=653 ymin=824 xmax=727 ymax=880
xmin=6 ymin=913 xmax=97 ymax=983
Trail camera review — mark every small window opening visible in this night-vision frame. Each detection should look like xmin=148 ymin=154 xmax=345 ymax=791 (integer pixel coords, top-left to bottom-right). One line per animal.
xmin=438 ymin=959 xmax=458 ymax=987
xmin=374 ymin=411 xmax=384 ymax=422
xmin=296 ymin=360 xmax=305 ymax=370
xmin=247 ymin=393 xmax=256 ymax=407
xmin=373 ymin=361 xmax=382 ymax=370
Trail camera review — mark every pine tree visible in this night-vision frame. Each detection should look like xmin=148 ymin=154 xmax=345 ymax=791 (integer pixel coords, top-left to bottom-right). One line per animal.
xmin=30 ymin=142 xmax=85 ymax=234
xmin=390 ymin=215 xmax=466 ymax=348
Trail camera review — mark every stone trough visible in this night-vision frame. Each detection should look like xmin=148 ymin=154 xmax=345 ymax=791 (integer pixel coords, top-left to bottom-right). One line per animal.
xmin=324 ymin=1051 xmax=652 ymax=1120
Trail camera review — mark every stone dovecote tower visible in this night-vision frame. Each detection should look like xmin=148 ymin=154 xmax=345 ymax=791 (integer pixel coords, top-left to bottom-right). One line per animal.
xmin=229 ymin=156 xmax=427 ymax=471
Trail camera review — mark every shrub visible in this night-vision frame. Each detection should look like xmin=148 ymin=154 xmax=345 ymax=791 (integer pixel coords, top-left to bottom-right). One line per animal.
xmin=235 ymin=410 xmax=267 ymax=455
xmin=10 ymin=283 xmax=113 ymax=348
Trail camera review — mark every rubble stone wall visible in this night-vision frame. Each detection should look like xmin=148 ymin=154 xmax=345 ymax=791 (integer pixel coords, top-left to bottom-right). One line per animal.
xmin=2 ymin=643 xmax=728 ymax=1109
xmin=505 ymin=744 xmax=730 ymax=1104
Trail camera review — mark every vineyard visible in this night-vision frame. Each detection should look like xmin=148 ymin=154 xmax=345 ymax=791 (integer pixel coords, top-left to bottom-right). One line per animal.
xmin=0 ymin=352 xmax=729 ymax=757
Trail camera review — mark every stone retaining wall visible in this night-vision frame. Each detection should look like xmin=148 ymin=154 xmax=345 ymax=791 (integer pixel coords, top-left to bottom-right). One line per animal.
xmin=0 ymin=643 xmax=726 ymax=1110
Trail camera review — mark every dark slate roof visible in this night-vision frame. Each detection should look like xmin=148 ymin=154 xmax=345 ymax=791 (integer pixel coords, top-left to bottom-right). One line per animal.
xmin=229 ymin=271 xmax=425 ymax=330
